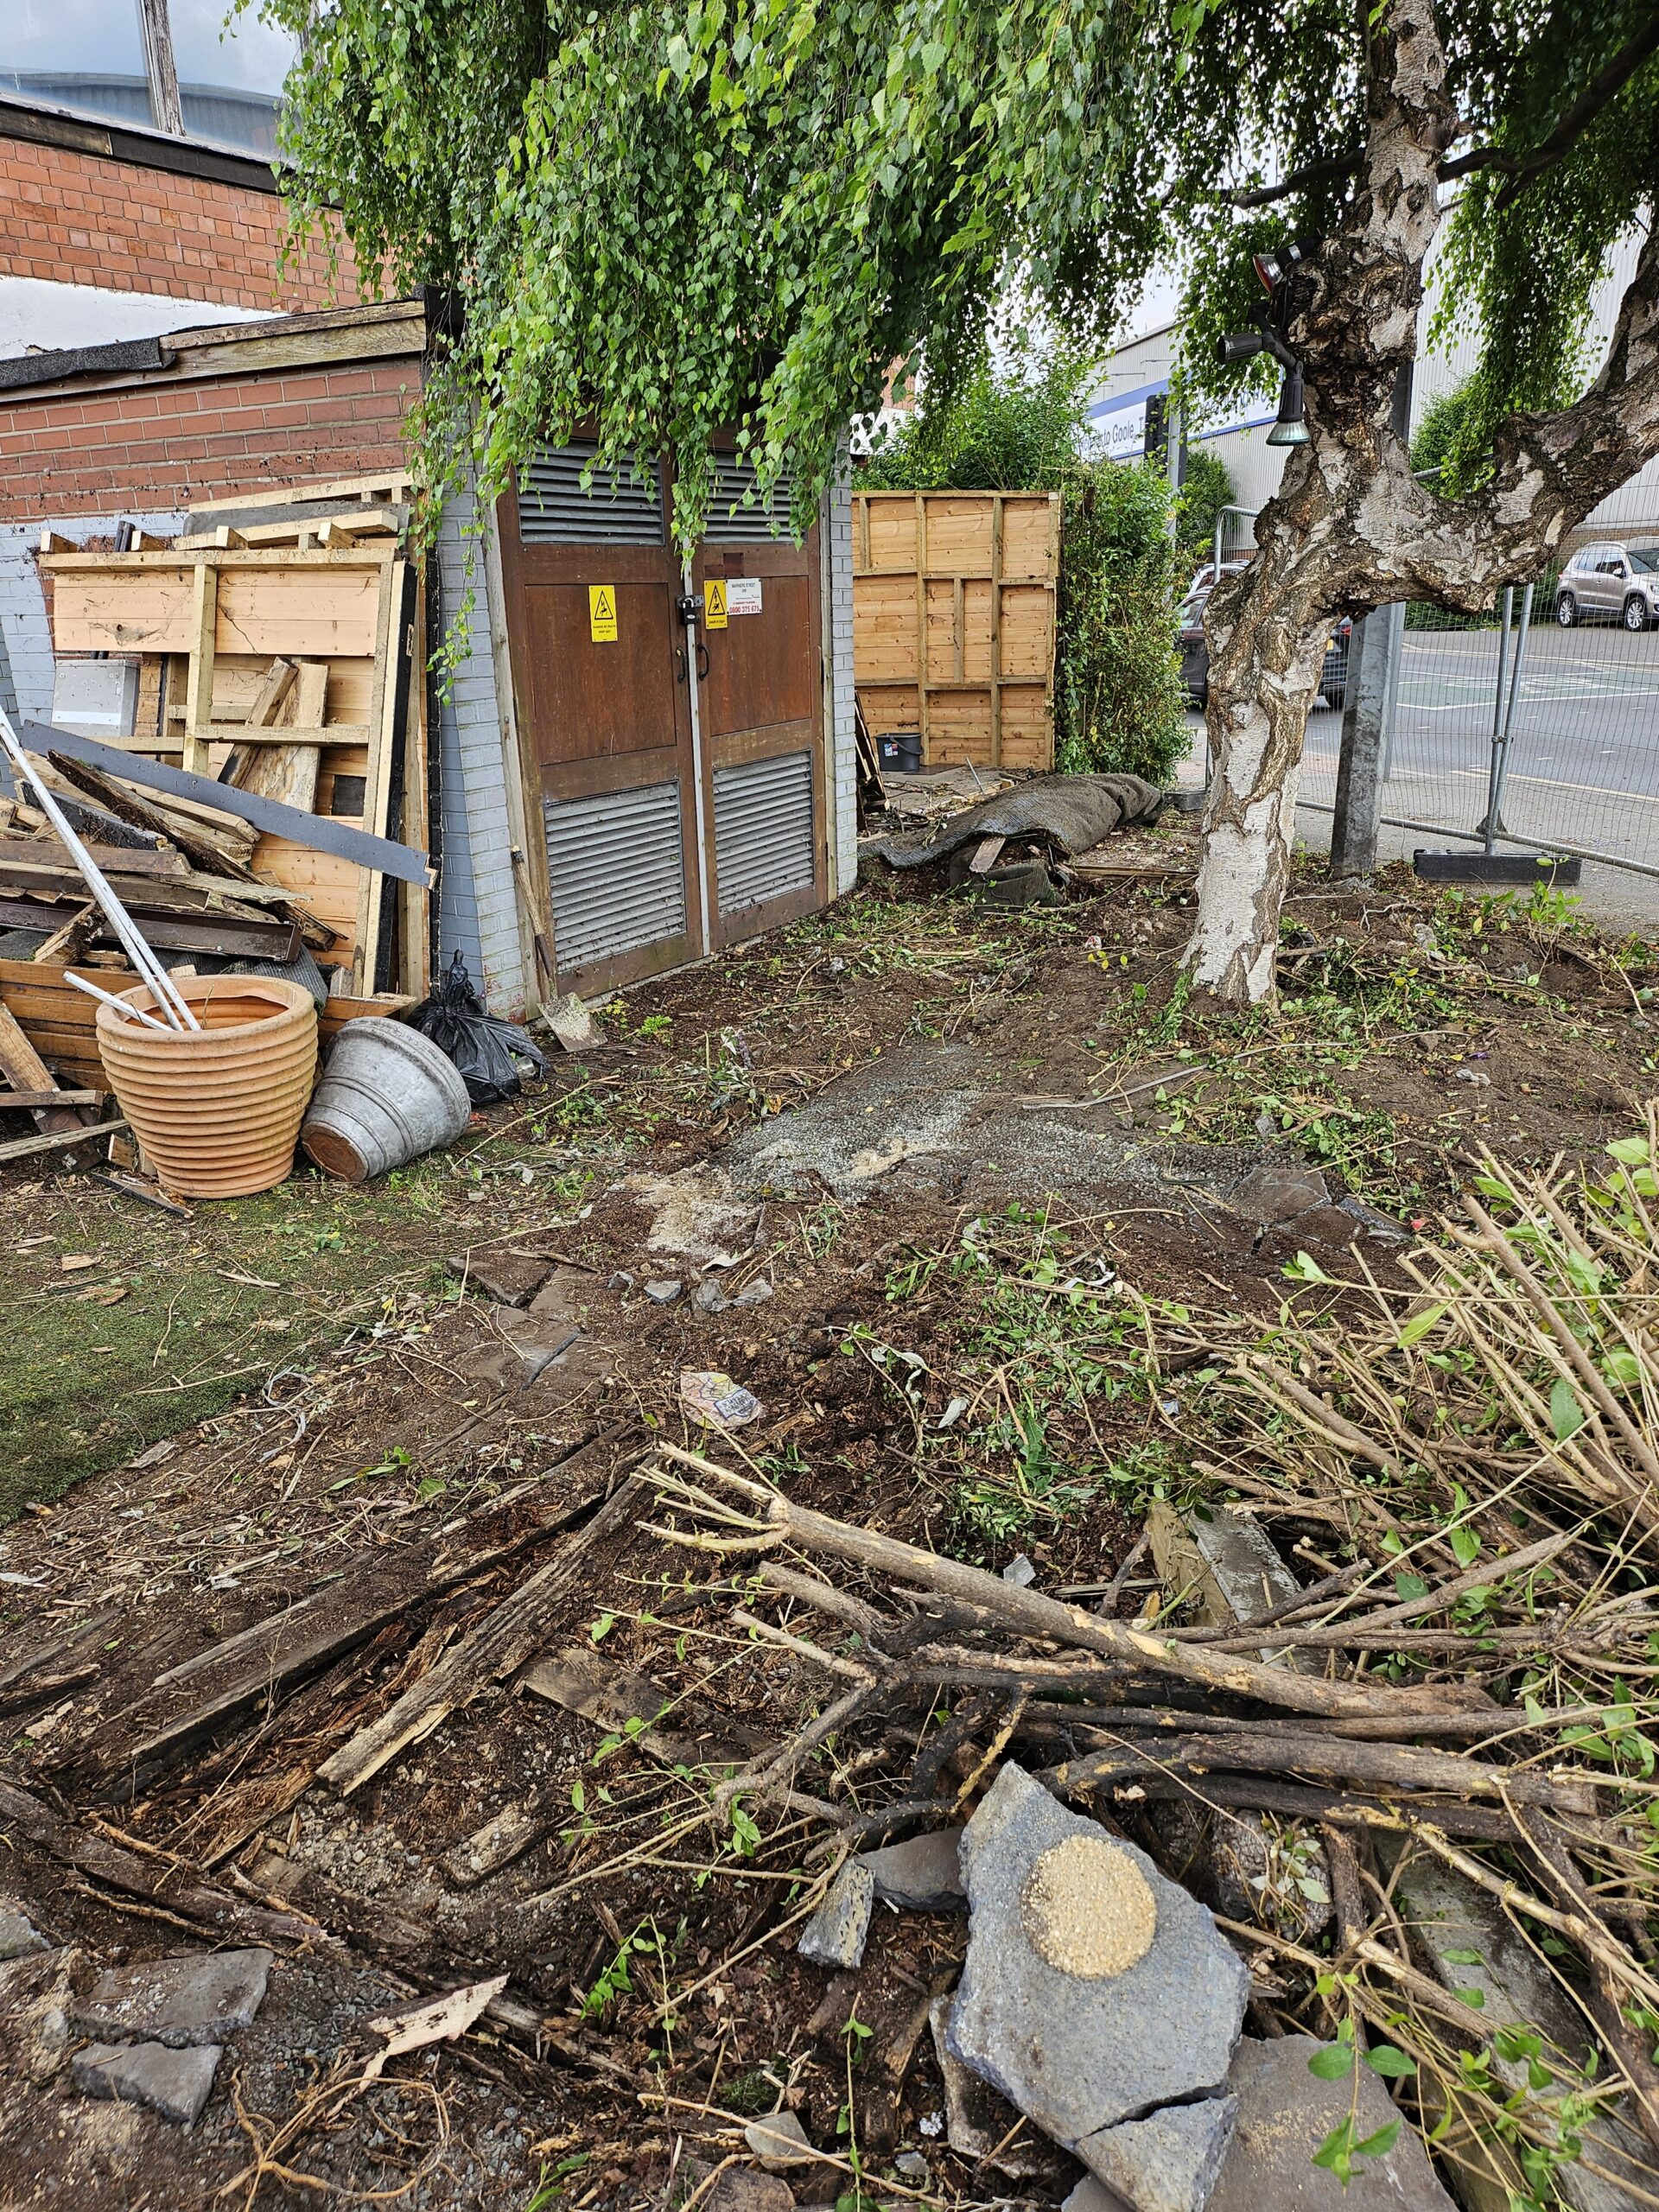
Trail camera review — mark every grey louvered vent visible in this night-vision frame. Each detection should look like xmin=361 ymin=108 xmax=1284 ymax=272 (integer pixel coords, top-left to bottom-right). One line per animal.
xmin=714 ymin=751 xmax=815 ymax=918
xmin=704 ymin=455 xmax=797 ymax=543
xmin=518 ymin=442 xmax=664 ymax=544
xmin=544 ymin=781 xmax=685 ymax=971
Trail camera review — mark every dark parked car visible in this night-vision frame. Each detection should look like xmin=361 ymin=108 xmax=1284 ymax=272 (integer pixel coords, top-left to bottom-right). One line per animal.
xmin=1179 ymin=579 xmax=1351 ymax=709
xmin=1554 ymin=543 xmax=1659 ymax=629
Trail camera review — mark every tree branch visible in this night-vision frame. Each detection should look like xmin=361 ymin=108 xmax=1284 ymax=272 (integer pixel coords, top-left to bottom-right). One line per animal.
xmin=1225 ymin=154 xmax=1359 ymax=210
xmin=1440 ymin=11 xmax=1659 ymax=197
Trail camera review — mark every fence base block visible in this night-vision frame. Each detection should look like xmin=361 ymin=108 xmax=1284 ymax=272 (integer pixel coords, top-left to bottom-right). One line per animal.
xmin=1412 ymin=849 xmax=1583 ymax=886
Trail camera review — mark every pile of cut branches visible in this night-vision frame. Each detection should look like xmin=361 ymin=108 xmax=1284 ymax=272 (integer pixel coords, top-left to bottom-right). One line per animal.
xmin=641 ymin=1127 xmax=1659 ymax=2208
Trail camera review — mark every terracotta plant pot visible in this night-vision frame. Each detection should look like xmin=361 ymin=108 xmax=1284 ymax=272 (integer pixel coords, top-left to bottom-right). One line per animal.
xmin=95 ymin=976 xmax=319 ymax=1199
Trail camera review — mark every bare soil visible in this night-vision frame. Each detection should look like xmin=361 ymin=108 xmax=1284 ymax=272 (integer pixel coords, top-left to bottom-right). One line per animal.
xmin=3 ymin=828 xmax=1656 ymax=2209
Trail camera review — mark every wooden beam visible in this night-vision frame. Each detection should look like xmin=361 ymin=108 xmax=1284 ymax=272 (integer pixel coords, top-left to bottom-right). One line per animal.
xmin=317 ymin=1474 xmax=649 ymax=1797
xmin=245 ymin=658 xmax=297 ymax=728
xmin=38 ymin=547 xmax=400 ymax=573
xmin=0 ymin=1119 xmax=124 ymax=1166
xmin=181 ymin=563 xmax=216 ymax=777
xmin=26 ymin=724 xmax=434 ymax=887
xmin=190 ymin=472 xmax=413 ymax=517
xmin=0 ymin=1088 xmax=102 ymax=1111
xmin=990 ymin=493 xmax=1004 ymax=769
xmin=231 ymin=660 xmax=328 ymax=813
xmin=0 ymin=997 xmax=83 ymax=1135
xmin=914 ymin=493 xmax=929 ymax=766
xmin=353 ymin=561 xmax=407 ymax=991
xmin=399 ymin=570 xmax=433 ymax=998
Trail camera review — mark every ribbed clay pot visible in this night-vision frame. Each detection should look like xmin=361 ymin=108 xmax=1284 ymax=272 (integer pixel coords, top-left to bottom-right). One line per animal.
xmin=95 ymin=976 xmax=319 ymax=1198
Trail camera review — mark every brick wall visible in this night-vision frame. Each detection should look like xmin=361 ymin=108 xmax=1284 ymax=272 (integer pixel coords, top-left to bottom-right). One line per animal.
xmin=0 ymin=357 xmax=417 ymax=522
xmin=0 ymin=134 xmax=356 ymax=313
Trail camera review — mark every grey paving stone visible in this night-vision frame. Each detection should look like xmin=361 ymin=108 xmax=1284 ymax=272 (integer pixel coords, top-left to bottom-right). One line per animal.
xmin=743 ymin=2110 xmax=816 ymax=2169
xmin=858 ymin=1828 xmax=966 ymax=1912
xmin=1208 ymin=2037 xmax=1455 ymax=2212
xmin=0 ymin=1901 xmax=48 ymax=1962
xmin=1075 ymin=2095 xmax=1237 ymax=2212
xmin=948 ymin=1764 xmax=1249 ymax=2150
xmin=72 ymin=1947 xmax=271 ymax=2050
xmin=1230 ymin=1163 xmax=1331 ymax=1223
xmin=72 ymin=2037 xmax=220 ymax=2125
xmin=798 ymin=1859 xmax=874 ymax=1969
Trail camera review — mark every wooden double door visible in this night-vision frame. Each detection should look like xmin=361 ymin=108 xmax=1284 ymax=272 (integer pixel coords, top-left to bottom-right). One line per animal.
xmin=499 ymin=443 xmax=826 ymax=995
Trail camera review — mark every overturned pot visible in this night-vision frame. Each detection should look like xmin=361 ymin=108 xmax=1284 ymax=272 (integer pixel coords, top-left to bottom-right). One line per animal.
xmin=301 ymin=1016 xmax=470 ymax=1183
xmin=96 ymin=976 xmax=319 ymax=1199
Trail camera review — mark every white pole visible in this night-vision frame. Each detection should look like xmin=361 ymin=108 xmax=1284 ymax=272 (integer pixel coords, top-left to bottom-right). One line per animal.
xmin=66 ymin=970 xmax=171 ymax=1031
xmin=0 ymin=709 xmax=199 ymax=1031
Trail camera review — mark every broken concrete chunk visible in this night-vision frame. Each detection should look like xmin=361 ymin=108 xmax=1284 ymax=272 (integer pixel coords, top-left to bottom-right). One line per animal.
xmin=859 ymin=1828 xmax=966 ymax=1912
xmin=798 ymin=1859 xmax=874 ymax=1970
xmin=73 ymin=2038 xmax=221 ymax=2125
xmin=1230 ymin=1162 xmax=1331 ymax=1224
xmin=645 ymin=1278 xmax=683 ymax=1305
xmin=1389 ymin=1853 xmax=1651 ymax=2212
xmin=893 ymin=2150 xmax=929 ymax=2183
xmin=1001 ymin=1552 xmax=1037 ymax=1586
xmin=730 ymin=1277 xmax=774 ymax=1307
xmin=544 ymin=990 xmax=598 ymax=1051
xmin=73 ymin=1948 xmax=271 ymax=2050
xmin=0 ymin=1900 xmax=48 ymax=1962
xmin=492 ymin=1306 xmax=582 ymax=1382
xmin=705 ymin=2169 xmax=796 ymax=2212
xmin=927 ymin=1993 xmax=1050 ymax=2173
xmin=1210 ymin=2037 xmax=1454 ymax=2211
xmin=446 ymin=1248 xmax=550 ymax=1307
xmin=744 ymin=2109 xmax=816 ymax=2170
xmin=1335 ymin=1194 xmax=1409 ymax=1243
xmin=1147 ymin=1498 xmax=1306 ymax=1667
xmin=692 ymin=1280 xmax=729 ymax=1313
xmin=949 ymin=1764 xmax=1249 ymax=2152
xmin=1075 ymin=2094 xmax=1237 ymax=2212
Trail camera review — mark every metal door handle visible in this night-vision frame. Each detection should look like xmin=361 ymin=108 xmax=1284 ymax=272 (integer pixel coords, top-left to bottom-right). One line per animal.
xmin=696 ymin=641 xmax=710 ymax=679
xmin=675 ymin=644 xmax=687 ymax=683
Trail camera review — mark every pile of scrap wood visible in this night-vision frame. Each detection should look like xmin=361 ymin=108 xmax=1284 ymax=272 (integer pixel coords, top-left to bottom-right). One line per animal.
xmin=0 ymin=479 xmax=435 ymax=1146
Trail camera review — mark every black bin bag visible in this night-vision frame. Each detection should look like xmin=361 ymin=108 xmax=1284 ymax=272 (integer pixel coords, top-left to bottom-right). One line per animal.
xmin=409 ymin=952 xmax=548 ymax=1104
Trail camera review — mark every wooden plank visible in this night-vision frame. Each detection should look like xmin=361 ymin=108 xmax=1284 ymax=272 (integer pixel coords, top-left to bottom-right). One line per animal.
xmin=0 ymin=836 xmax=187 ymax=879
xmin=399 ymin=571 xmax=432 ymax=999
xmin=317 ymin=1474 xmax=648 ymax=1797
xmin=991 ymin=493 xmax=1004 ymax=767
xmin=26 ymin=724 xmax=434 ymax=887
xmin=232 ymin=660 xmax=327 ymax=812
xmin=353 ymin=561 xmax=405 ymax=992
xmin=0 ymin=1119 xmax=124 ymax=1166
xmin=60 ymin=1446 xmax=620 ymax=1794
xmin=0 ymin=996 xmax=81 ymax=1135
xmin=0 ymin=898 xmax=299 ymax=963
xmin=47 ymin=564 xmax=391 ymax=659
xmin=0 ymin=1088 xmax=101 ymax=1111
xmin=319 ymin=991 xmax=416 ymax=1041
xmin=172 ymin=509 xmax=400 ymax=552
xmin=953 ymin=575 xmax=966 ymax=683
xmin=914 ymin=494 xmax=929 ymax=763
xmin=190 ymin=472 xmax=412 ymax=516
xmin=181 ymin=563 xmax=216 ymax=777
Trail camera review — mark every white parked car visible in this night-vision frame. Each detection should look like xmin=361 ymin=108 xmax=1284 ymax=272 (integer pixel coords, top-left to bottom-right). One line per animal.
xmin=1554 ymin=543 xmax=1659 ymax=630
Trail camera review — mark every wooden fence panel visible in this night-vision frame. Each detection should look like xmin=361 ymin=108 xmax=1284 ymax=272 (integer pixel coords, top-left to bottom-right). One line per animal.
xmin=852 ymin=489 xmax=1060 ymax=769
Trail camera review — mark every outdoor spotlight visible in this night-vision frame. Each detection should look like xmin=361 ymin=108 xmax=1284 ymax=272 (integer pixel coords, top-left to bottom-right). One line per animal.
xmin=1265 ymin=362 xmax=1311 ymax=446
xmin=1217 ymin=330 xmax=1266 ymax=366
xmin=1253 ymin=235 xmax=1319 ymax=293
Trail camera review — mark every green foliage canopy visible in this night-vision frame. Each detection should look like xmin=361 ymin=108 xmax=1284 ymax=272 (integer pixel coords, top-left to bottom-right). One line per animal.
xmin=265 ymin=1 xmax=1659 ymax=561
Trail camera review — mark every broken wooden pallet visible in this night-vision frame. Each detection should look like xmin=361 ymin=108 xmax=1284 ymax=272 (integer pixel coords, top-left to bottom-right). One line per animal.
xmin=54 ymin=1440 xmax=622 ymax=1797
xmin=317 ymin=1472 xmax=651 ymax=1797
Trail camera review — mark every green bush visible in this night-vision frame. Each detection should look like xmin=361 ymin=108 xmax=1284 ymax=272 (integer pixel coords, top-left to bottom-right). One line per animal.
xmin=856 ymin=351 xmax=1188 ymax=784
xmin=1173 ymin=445 xmax=1237 ymax=569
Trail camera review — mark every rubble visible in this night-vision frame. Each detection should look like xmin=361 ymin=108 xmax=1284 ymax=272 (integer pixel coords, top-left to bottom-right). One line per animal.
xmin=797 ymin=1859 xmax=874 ymax=1969
xmin=859 ymin=1827 xmax=966 ymax=1912
xmin=948 ymin=1764 xmax=1249 ymax=2167
xmin=742 ymin=2111 xmax=817 ymax=2169
xmin=1075 ymin=2095 xmax=1238 ymax=2212
xmin=72 ymin=1947 xmax=271 ymax=2048
xmin=0 ymin=1900 xmax=48 ymax=1962
xmin=71 ymin=2038 xmax=221 ymax=2126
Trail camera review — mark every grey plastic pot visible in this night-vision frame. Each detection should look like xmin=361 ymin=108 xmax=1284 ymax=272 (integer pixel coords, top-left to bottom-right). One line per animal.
xmin=300 ymin=1017 xmax=471 ymax=1183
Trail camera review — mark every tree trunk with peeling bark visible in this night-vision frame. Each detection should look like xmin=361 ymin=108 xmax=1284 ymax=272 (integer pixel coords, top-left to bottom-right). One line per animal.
xmin=1186 ymin=0 xmax=1659 ymax=1004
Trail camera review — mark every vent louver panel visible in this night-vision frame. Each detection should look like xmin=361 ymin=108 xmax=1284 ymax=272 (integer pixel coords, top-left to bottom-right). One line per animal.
xmin=544 ymin=781 xmax=685 ymax=972
xmin=518 ymin=442 xmax=664 ymax=544
xmin=714 ymin=751 xmax=815 ymax=918
xmin=704 ymin=455 xmax=797 ymax=543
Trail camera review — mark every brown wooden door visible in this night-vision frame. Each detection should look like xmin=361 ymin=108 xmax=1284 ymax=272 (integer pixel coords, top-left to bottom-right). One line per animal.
xmin=692 ymin=457 xmax=826 ymax=949
xmin=499 ymin=444 xmax=704 ymax=994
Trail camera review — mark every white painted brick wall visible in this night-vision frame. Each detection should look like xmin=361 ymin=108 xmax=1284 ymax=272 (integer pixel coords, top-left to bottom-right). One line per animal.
xmin=433 ymin=491 xmax=526 ymax=1015
xmin=823 ymin=457 xmax=858 ymax=896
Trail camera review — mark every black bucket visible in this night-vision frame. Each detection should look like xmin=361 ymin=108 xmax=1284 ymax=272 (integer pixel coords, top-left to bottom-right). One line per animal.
xmin=876 ymin=731 xmax=924 ymax=775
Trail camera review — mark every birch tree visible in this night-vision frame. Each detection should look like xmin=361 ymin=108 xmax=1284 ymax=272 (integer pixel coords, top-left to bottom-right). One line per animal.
xmin=269 ymin=0 xmax=1659 ymax=1002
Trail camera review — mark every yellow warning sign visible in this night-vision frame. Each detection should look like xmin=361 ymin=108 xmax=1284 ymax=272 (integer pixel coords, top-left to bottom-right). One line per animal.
xmin=588 ymin=584 xmax=618 ymax=643
xmin=702 ymin=576 xmax=728 ymax=631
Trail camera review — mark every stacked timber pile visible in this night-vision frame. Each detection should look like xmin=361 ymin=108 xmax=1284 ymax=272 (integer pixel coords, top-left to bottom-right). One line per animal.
xmin=0 ymin=478 xmax=434 ymax=1137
